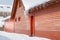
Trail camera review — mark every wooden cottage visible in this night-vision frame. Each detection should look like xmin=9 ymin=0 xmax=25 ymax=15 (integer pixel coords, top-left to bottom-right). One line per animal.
xmin=4 ymin=0 xmax=60 ymax=40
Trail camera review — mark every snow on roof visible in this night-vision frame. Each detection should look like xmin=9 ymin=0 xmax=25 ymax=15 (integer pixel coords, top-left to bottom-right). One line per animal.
xmin=22 ymin=0 xmax=60 ymax=16
xmin=22 ymin=0 xmax=50 ymax=11
xmin=22 ymin=0 xmax=50 ymax=16
xmin=2 ymin=16 xmax=11 ymax=21
xmin=0 ymin=16 xmax=11 ymax=27
xmin=0 ymin=5 xmax=12 ymax=12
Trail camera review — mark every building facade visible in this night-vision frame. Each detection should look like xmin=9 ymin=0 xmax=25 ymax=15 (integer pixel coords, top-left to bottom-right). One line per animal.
xmin=4 ymin=0 xmax=60 ymax=40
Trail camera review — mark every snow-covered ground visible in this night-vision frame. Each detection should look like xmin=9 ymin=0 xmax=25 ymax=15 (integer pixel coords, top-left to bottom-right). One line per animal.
xmin=0 ymin=31 xmax=51 ymax=40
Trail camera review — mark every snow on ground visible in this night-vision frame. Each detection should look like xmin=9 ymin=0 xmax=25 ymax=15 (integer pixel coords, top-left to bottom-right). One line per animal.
xmin=0 ymin=31 xmax=51 ymax=40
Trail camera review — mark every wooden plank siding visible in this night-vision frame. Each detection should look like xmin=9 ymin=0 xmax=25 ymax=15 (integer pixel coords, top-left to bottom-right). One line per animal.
xmin=34 ymin=3 xmax=60 ymax=40
xmin=4 ymin=0 xmax=60 ymax=40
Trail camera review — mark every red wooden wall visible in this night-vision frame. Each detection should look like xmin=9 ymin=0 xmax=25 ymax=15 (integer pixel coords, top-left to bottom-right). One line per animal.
xmin=34 ymin=3 xmax=60 ymax=40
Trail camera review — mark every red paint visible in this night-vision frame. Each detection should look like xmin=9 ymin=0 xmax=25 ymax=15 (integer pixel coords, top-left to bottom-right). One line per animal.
xmin=30 ymin=16 xmax=35 ymax=36
xmin=18 ymin=17 xmax=20 ymax=21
